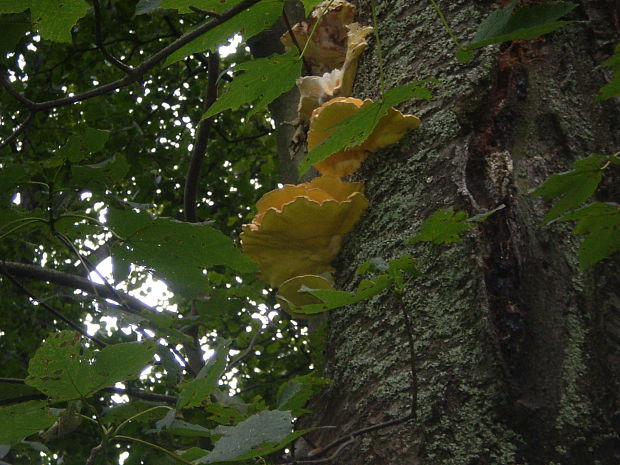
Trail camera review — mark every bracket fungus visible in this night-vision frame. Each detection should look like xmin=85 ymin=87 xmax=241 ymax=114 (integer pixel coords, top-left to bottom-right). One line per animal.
xmin=295 ymin=23 xmax=373 ymax=120
xmin=281 ymin=0 xmax=355 ymax=74
xmin=240 ymin=176 xmax=368 ymax=288
xmin=308 ymin=97 xmax=422 ymax=177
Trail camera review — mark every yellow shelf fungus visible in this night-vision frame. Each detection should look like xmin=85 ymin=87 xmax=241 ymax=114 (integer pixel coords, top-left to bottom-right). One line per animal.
xmin=308 ymin=97 xmax=422 ymax=177
xmin=281 ymin=0 xmax=355 ymax=74
xmin=240 ymin=176 xmax=368 ymax=288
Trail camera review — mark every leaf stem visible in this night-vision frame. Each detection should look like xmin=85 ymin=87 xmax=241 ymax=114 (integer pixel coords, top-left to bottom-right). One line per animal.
xmin=369 ymin=0 xmax=385 ymax=98
xmin=114 ymin=435 xmax=195 ymax=465
xmin=113 ymin=406 xmax=173 ymax=436
xmin=428 ymin=0 xmax=464 ymax=49
xmin=300 ymin=0 xmax=335 ymax=61
xmin=0 ymin=219 xmax=45 ymax=241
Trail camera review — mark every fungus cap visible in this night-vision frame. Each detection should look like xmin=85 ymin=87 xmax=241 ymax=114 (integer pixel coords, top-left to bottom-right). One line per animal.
xmin=280 ymin=0 xmax=355 ymax=74
xmin=295 ymin=23 xmax=373 ymax=120
xmin=241 ymin=177 xmax=368 ymax=287
xmin=308 ymin=97 xmax=421 ymax=177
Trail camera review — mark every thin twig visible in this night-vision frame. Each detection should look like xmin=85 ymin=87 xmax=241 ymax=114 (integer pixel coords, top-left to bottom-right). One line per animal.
xmin=291 ymin=413 xmax=415 ymax=464
xmin=428 ymin=0 xmax=464 ymax=49
xmin=292 ymin=438 xmax=356 ymax=464
xmin=212 ymin=124 xmax=272 ymax=143
xmin=0 ymin=111 xmax=35 ymax=150
xmin=0 ymin=377 xmax=177 ymax=404
xmin=163 ymin=15 xmax=212 ymax=71
xmin=86 ymin=443 xmax=104 ymax=465
xmin=183 ymin=51 xmax=219 ymax=223
xmin=369 ymin=0 xmax=385 ymax=97
xmin=0 ymin=73 xmax=37 ymax=107
xmin=0 ymin=268 xmax=107 ymax=348
xmin=227 ymin=320 xmax=274 ymax=371
xmin=282 ymin=9 xmax=312 ymax=74
xmin=93 ymin=0 xmax=133 ymax=73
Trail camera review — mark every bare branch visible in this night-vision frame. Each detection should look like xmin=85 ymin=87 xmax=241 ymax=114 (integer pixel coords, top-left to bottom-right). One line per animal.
xmin=1 ymin=268 xmax=108 ymax=348
xmin=184 ymin=51 xmax=220 ymax=223
xmin=0 ymin=73 xmax=37 ymax=108
xmin=0 ymin=111 xmax=35 ymax=151
xmin=93 ymin=0 xmax=133 ymax=73
xmin=0 ymin=260 xmax=157 ymax=316
xmin=291 ymin=438 xmax=356 ymax=464
xmin=282 ymin=413 xmax=415 ymax=464
xmin=0 ymin=379 xmax=177 ymax=404
xmin=282 ymin=9 xmax=312 ymax=75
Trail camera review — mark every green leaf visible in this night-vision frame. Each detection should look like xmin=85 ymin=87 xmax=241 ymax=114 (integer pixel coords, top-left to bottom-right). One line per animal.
xmin=30 ymin=0 xmax=90 ymax=43
xmin=69 ymin=154 xmax=130 ymax=191
xmin=0 ymin=379 xmax=41 ymax=402
xmin=164 ymin=0 xmax=284 ymax=66
xmin=0 ymin=401 xmax=57 ymax=445
xmin=0 ymin=0 xmax=28 ymax=13
xmin=177 ymin=341 xmax=230 ymax=409
xmin=531 ymin=154 xmax=609 ymax=224
xmin=455 ymin=48 xmax=475 ymax=64
xmin=203 ymin=49 xmax=301 ymax=119
xmin=559 ymin=202 xmax=620 ymax=269
xmin=407 ymin=208 xmax=475 ymax=245
xmin=195 ymin=410 xmax=293 ymax=463
xmin=597 ymin=44 xmax=620 ymax=100
xmin=0 ymin=13 xmax=31 ymax=55
xmin=134 ymin=0 xmax=163 ymax=15
xmin=25 ymin=331 xmax=156 ymax=401
xmin=301 ymin=0 xmax=322 ymax=15
xmin=298 ymin=82 xmax=431 ymax=177
xmin=458 ymin=2 xmax=577 ymax=63
xmin=167 ymin=419 xmax=213 ymax=437
xmin=108 ymin=208 xmax=257 ymax=297
xmin=386 ymin=254 xmax=420 ymax=292
xmin=292 ymin=274 xmax=392 ymax=315
xmin=276 ymin=375 xmax=330 ymax=416
xmin=160 ymin=0 xmax=239 ymax=14
xmin=56 ymin=128 xmax=110 ymax=163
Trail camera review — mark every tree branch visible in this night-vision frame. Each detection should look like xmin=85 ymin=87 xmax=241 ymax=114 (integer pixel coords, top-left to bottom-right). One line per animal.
xmin=0 ymin=111 xmax=35 ymax=151
xmin=93 ymin=0 xmax=133 ymax=73
xmin=1 ymin=268 xmax=108 ymax=348
xmin=282 ymin=9 xmax=312 ymax=75
xmin=0 ymin=260 xmax=158 ymax=316
xmin=183 ymin=51 xmax=220 ymax=223
xmin=0 ymin=377 xmax=177 ymax=404
xmin=0 ymin=0 xmax=261 ymax=112
xmin=283 ymin=413 xmax=415 ymax=464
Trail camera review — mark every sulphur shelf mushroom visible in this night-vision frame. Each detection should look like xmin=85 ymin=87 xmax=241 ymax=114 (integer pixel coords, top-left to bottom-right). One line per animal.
xmin=281 ymin=0 xmax=355 ymax=74
xmin=276 ymin=274 xmax=334 ymax=317
xmin=307 ymin=97 xmax=421 ymax=177
xmin=240 ymin=175 xmax=368 ymax=288
xmin=296 ymin=23 xmax=373 ymax=120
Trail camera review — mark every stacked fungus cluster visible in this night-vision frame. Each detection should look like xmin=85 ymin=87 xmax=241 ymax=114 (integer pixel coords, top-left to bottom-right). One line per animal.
xmin=241 ymin=1 xmax=421 ymax=315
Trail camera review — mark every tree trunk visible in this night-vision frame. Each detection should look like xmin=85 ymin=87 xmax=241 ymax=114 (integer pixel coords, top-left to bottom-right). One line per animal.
xmin=300 ymin=1 xmax=620 ymax=464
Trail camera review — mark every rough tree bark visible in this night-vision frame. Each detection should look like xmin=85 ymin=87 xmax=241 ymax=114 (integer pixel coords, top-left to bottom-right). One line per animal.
xmin=292 ymin=1 xmax=620 ymax=464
